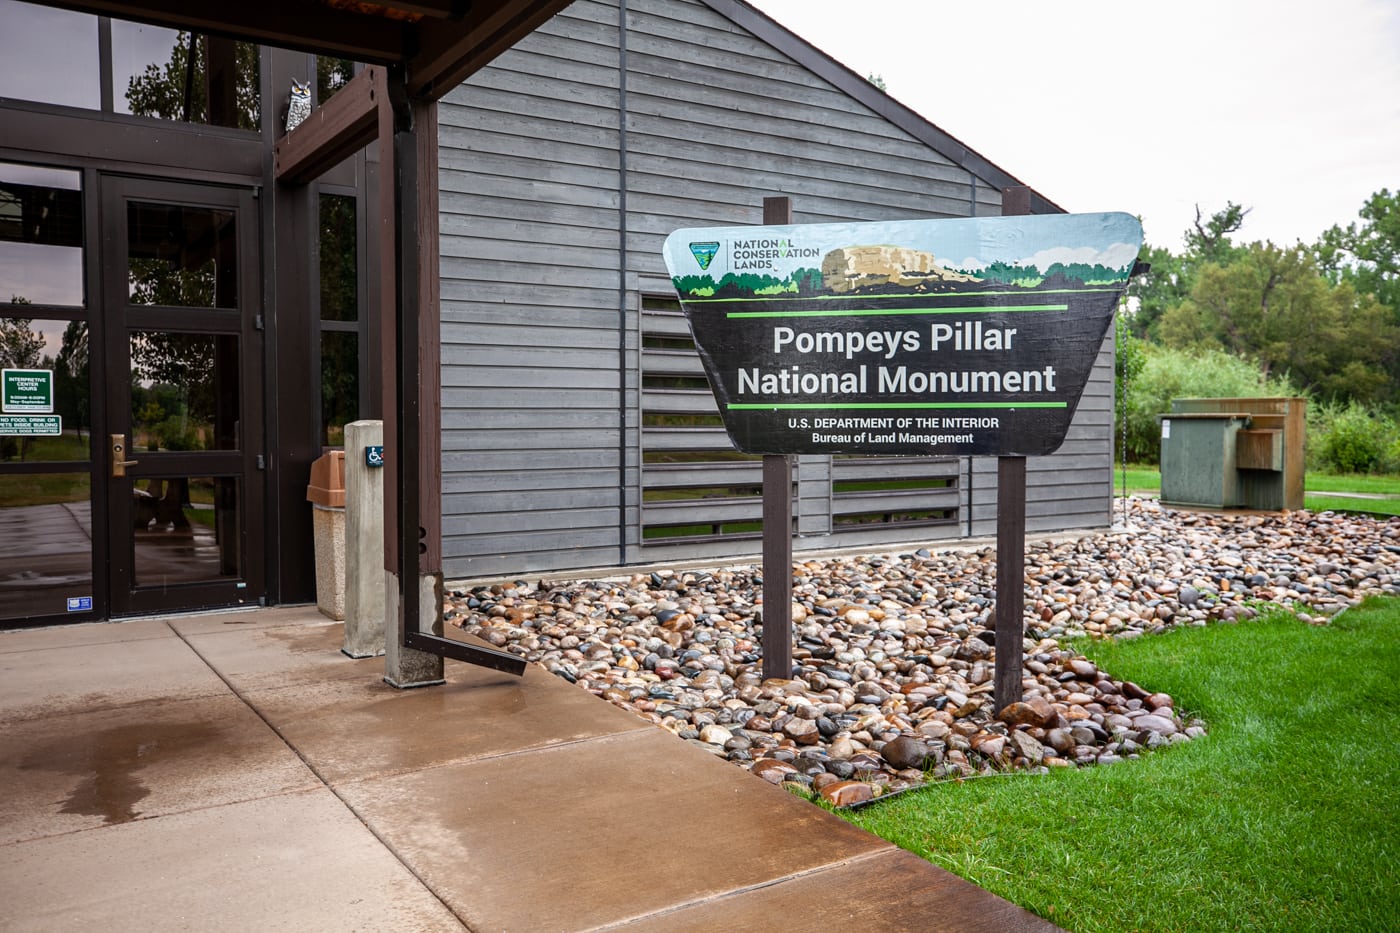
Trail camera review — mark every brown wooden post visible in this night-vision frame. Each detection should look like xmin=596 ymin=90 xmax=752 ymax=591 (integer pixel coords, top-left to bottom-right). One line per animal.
xmin=994 ymin=185 xmax=1033 ymax=713
xmin=760 ymin=195 xmax=794 ymax=682
xmin=377 ymin=68 xmax=399 ymax=578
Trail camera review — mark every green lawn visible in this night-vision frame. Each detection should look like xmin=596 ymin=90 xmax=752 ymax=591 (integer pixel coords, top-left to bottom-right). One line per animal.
xmin=843 ymin=598 xmax=1400 ymax=932
xmin=1114 ymin=465 xmax=1400 ymax=516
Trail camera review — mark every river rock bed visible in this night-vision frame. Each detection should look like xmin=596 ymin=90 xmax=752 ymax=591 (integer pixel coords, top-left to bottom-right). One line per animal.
xmin=448 ymin=499 xmax=1400 ymax=806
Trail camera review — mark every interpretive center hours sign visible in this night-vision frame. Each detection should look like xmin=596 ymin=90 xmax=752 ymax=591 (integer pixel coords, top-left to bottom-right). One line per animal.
xmin=1 ymin=368 xmax=61 ymax=436
xmin=662 ymin=213 xmax=1143 ymax=457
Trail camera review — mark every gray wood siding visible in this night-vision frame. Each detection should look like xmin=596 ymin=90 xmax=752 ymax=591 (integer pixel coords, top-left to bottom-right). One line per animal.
xmin=436 ymin=0 xmax=1114 ymax=580
xmin=438 ymin=0 xmax=629 ymax=578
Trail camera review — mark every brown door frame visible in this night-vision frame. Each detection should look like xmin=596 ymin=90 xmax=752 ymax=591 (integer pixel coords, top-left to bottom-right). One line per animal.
xmin=100 ymin=174 xmax=266 ymax=616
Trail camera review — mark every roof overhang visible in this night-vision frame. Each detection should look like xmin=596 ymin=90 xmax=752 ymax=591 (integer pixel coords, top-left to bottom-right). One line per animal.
xmin=39 ymin=0 xmax=576 ymax=100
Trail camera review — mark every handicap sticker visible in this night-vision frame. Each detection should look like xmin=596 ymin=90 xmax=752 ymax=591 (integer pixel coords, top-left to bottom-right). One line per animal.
xmin=66 ymin=596 xmax=92 ymax=612
xmin=366 ymin=445 xmax=384 ymax=467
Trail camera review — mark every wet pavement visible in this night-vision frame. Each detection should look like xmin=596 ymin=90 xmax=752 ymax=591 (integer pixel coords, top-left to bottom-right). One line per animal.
xmin=0 ymin=605 xmax=1060 ymax=932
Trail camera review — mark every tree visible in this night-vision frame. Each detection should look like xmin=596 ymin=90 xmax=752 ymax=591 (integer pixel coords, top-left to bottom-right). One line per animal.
xmin=867 ymin=74 xmax=887 ymax=92
xmin=54 ymin=321 xmax=89 ymax=440
xmin=0 ymin=316 xmax=45 ymax=460
xmin=1315 ymin=189 xmax=1400 ymax=397
xmin=1315 ymin=188 xmax=1399 ymax=311
xmin=1126 ymin=203 xmax=1250 ymax=341
xmin=0 ymin=316 xmax=42 ymax=370
xmin=1185 ymin=201 xmax=1250 ymax=266
xmin=1159 ymin=242 xmax=1395 ymax=404
xmin=124 ymin=32 xmax=260 ymax=130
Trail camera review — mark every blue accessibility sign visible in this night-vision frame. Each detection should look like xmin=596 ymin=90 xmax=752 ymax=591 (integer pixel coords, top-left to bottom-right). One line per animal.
xmin=366 ymin=445 xmax=384 ymax=467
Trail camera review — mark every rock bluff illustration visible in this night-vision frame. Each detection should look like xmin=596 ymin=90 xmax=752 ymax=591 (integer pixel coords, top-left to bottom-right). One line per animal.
xmin=821 ymin=245 xmax=977 ymax=294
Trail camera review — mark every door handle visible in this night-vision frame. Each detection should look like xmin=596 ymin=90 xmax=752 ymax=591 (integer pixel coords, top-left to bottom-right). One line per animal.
xmin=111 ymin=434 xmax=139 ymax=477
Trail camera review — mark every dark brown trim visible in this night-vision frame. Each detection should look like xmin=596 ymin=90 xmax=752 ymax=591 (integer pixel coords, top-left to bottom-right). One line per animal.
xmin=0 ymin=107 xmax=263 ymax=184
xmin=408 ymin=0 xmax=576 ymax=99
xmin=377 ymin=66 xmax=400 ymax=574
xmin=415 ymin=98 xmax=443 ymax=573
xmin=274 ymin=67 xmax=382 ymax=184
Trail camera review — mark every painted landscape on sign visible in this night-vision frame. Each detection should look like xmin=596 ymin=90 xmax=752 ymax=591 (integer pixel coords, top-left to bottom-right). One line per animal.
xmin=666 ymin=213 xmax=1140 ymax=302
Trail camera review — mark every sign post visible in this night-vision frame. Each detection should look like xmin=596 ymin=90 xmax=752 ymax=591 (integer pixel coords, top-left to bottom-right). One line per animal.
xmin=995 ymin=186 xmax=1031 ymax=713
xmin=662 ymin=208 xmax=1141 ymax=704
xmin=760 ymin=196 xmax=795 ymax=682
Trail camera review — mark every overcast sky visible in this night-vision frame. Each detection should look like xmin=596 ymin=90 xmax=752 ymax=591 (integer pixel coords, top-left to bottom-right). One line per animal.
xmin=747 ymin=0 xmax=1400 ymax=251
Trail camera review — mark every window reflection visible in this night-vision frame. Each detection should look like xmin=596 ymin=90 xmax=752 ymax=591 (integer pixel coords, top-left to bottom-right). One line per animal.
xmin=132 ymin=475 xmax=240 ymax=585
xmin=0 ymin=162 xmax=84 ymax=308
xmin=0 ymin=318 xmax=89 ymax=462
xmin=112 ymin=23 xmax=260 ymax=130
xmin=0 ymin=1 xmax=100 ymax=110
xmin=321 ymin=332 xmax=357 ymax=447
xmin=127 ymin=202 xmax=237 ymax=308
xmin=317 ymin=58 xmax=356 ymax=105
xmin=0 ymin=471 xmax=92 ymax=620
xmin=130 ymin=332 xmax=240 ymax=451
xmin=319 ymin=192 xmax=360 ymax=446
xmin=319 ymin=194 xmax=357 ymax=322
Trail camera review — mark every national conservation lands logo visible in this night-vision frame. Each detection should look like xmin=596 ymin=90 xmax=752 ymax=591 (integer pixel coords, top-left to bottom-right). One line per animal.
xmin=688 ymin=241 xmax=720 ymax=270
xmin=662 ymin=213 xmax=1144 ymax=458
xmin=688 ymin=238 xmax=823 ymax=274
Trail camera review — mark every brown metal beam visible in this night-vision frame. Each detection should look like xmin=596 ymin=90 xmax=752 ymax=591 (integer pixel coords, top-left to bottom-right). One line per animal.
xmin=274 ymin=66 xmax=382 ymax=183
xmin=408 ymin=0 xmax=576 ymax=99
xmin=382 ymin=71 xmax=522 ymax=678
xmin=375 ymin=0 xmax=470 ymax=18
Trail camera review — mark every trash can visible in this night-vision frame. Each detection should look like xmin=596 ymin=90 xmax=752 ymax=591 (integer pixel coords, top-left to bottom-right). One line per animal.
xmin=1160 ymin=397 xmax=1306 ymax=510
xmin=306 ymin=450 xmax=346 ymax=621
xmin=1159 ymin=412 xmax=1251 ymax=508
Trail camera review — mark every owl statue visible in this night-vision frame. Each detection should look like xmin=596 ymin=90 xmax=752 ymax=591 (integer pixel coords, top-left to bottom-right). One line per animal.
xmin=285 ymin=80 xmax=312 ymax=133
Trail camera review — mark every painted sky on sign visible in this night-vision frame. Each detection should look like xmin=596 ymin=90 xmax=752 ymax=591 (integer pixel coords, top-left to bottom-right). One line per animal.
xmin=665 ymin=212 xmax=1143 ymax=282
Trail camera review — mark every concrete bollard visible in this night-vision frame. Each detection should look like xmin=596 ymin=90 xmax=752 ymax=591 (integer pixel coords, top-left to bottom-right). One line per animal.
xmin=343 ymin=420 xmax=387 ymax=658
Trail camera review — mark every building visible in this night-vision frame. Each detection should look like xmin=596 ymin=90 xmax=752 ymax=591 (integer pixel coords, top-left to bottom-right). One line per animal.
xmin=0 ymin=0 xmax=1113 ymax=629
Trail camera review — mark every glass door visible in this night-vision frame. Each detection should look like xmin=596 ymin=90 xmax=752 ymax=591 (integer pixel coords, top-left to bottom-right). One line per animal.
xmin=102 ymin=177 xmax=263 ymax=615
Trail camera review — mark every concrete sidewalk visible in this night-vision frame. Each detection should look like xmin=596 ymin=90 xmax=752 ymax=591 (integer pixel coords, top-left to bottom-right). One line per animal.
xmin=1 ymin=606 xmax=1059 ymax=932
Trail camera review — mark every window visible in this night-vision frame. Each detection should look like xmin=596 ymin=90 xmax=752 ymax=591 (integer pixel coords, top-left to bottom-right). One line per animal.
xmin=639 ymin=295 xmax=767 ymax=543
xmin=0 ymin=162 xmax=83 ymax=309
xmin=319 ymin=192 xmax=360 ymax=446
xmin=0 ymin=3 xmax=261 ymax=130
xmin=0 ymin=1 xmax=100 ymax=109
xmin=112 ymin=23 xmax=261 ymax=130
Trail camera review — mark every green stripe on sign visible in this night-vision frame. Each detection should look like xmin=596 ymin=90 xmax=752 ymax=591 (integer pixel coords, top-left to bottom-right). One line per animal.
xmin=726 ymin=304 xmax=1068 ymax=319
xmin=726 ymin=402 xmax=1068 ymax=410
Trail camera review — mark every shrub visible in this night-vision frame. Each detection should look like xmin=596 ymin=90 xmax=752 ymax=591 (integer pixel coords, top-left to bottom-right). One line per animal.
xmin=1312 ymin=402 xmax=1397 ymax=474
xmin=1119 ymin=345 xmax=1297 ymax=464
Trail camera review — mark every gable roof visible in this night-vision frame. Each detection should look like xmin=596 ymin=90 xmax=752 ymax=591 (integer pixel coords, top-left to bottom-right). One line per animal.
xmin=698 ymin=0 xmax=1065 ymax=214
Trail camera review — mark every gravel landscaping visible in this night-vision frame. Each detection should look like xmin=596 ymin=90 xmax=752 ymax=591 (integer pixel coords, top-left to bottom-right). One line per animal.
xmin=449 ymin=498 xmax=1400 ymax=806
